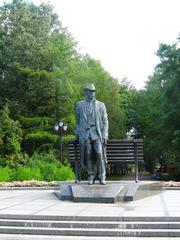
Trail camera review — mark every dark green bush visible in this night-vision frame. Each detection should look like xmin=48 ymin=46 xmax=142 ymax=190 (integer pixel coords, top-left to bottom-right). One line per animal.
xmin=25 ymin=132 xmax=57 ymax=144
xmin=0 ymin=105 xmax=22 ymax=159
xmin=160 ymin=173 xmax=170 ymax=181
xmin=20 ymin=116 xmax=53 ymax=129
xmin=23 ymin=131 xmax=58 ymax=154
xmin=36 ymin=143 xmax=53 ymax=153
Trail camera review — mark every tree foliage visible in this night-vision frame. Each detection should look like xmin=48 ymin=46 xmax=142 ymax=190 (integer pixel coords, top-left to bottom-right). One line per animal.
xmin=0 ymin=0 xmax=127 ymax=169
xmin=129 ymin=40 xmax=180 ymax=174
xmin=0 ymin=104 xmax=25 ymax=167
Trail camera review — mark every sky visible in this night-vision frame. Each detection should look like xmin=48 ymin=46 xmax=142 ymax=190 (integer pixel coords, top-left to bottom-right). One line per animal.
xmin=1 ymin=0 xmax=180 ymax=89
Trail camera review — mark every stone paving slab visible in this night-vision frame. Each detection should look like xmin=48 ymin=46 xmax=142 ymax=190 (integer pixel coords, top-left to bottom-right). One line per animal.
xmin=0 ymin=234 xmax=179 ymax=240
xmin=0 ymin=182 xmax=179 ymax=218
xmin=0 ymin=185 xmax=180 ymax=238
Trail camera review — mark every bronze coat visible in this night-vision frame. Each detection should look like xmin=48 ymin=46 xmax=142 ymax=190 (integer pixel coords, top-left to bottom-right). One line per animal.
xmin=75 ymin=99 xmax=108 ymax=167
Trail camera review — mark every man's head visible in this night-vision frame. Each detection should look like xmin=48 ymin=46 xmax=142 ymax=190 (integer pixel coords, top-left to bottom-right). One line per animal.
xmin=84 ymin=84 xmax=96 ymax=100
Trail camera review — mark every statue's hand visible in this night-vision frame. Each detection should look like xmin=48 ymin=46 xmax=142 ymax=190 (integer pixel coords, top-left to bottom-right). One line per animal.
xmin=103 ymin=138 xmax=107 ymax=145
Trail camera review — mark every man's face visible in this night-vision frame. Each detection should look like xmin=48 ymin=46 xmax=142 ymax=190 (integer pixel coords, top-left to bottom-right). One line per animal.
xmin=86 ymin=90 xmax=96 ymax=99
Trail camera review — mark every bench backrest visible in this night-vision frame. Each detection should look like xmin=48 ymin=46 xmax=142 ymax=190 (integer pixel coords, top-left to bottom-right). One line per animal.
xmin=68 ymin=139 xmax=143 ymax=163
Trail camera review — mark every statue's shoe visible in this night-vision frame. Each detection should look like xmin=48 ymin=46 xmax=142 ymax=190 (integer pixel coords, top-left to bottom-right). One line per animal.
xmin=88 ymin=179 xmax=94 ymax=185
xmin=100 ymin=180 xmax=106 ymax=185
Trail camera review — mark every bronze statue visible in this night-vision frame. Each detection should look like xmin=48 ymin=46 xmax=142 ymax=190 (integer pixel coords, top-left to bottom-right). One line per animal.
xmin=74 ymin=84 xmax=108 ymax=185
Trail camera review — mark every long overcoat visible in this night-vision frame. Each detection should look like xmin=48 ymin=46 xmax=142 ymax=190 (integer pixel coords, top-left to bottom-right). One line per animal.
xmin=75 ymin=99 xmax=108 ymax=167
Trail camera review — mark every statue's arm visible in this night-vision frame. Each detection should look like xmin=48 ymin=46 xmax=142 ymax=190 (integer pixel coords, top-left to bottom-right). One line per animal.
xmin=102 ymin=104 xmax=108 ymax=141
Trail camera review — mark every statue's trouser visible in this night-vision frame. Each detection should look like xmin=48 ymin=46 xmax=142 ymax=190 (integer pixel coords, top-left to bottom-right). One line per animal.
xmin=85 ymin=138 xmax=106 ymax=181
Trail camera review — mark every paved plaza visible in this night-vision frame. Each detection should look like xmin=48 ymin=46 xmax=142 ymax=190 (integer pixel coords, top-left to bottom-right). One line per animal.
xmin=0 ymin=184 xmax=179 ymax=218
xmin=0 ymin=181 xmax=179 ymax=239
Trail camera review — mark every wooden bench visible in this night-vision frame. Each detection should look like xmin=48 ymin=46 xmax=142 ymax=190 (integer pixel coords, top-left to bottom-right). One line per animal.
xmin=68 ymin=139 xmax=143 ymax=183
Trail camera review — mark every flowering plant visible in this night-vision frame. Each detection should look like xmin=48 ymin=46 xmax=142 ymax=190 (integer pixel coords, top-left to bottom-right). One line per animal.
xmin=162 ymin=181 xmax=180 ymax=187
xmin=0 ymin=180 xmax=58 ymax=187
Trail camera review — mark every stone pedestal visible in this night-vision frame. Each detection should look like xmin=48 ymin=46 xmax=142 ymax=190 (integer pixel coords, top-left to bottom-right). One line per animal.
xmin=71 ymin=184 xmax=124 ymax=203
xmin=54 ymin=182 xmax=140 ymax=203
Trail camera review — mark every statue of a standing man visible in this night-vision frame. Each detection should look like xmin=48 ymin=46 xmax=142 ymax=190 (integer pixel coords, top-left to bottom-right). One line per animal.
xmin=75 ymin=84 xmax=108 ymax=185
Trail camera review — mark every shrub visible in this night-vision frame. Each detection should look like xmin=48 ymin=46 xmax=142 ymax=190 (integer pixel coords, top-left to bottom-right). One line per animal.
xmin=5 ymin=152 xmax=75 ymax=182
xmin=4 ymin=153 xmax=29 ymax=168
xmin=27 ymin=152 xmax=58 ymax=169
xmin=15 ymin=167 xmax=43 ymax=181
xmin=24 ymin=132 xmax=58 ymax=154
xmin=41 ymin=162 xmax=75 ymax=181
xmin=58 ymin=164 xmax=75 ymax=180
xmin=41 ymin=163 xmax=59 ymax=181
xmin=0 ymin=168 xmax=12 ymax=182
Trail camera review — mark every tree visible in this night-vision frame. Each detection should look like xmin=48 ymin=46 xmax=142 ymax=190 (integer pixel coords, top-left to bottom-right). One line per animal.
xmin=0 ymin=105 xmax=24 ymax=167
xmin=0 ymin=0 xmax=128 ymax=167
xmin=132 ymin=39 xmax=180 ymax=174
xmin=0 ymin=0 xmax=78 ymax=155
xmin=119 ymin=77 xmax=139 ymax=138
xmin=0 ymin=0 xmax=77 ymax=112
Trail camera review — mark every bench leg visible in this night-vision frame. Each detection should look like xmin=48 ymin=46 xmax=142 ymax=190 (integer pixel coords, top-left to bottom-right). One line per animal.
xmin=134 ymin=141 xmax=138 ymax=183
